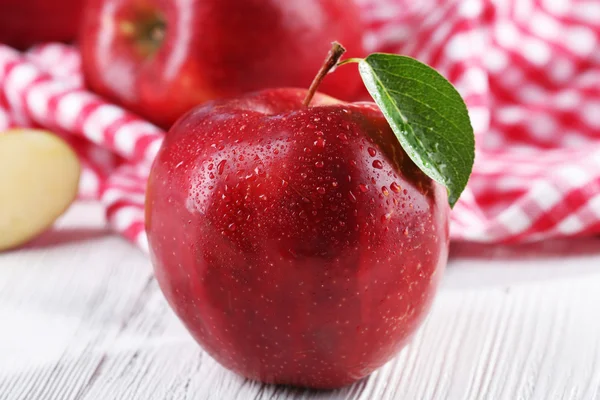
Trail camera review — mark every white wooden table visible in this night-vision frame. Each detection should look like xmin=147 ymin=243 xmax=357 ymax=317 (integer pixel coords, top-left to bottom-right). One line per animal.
xmin=2 ymin=202 xmax=600 ymax=400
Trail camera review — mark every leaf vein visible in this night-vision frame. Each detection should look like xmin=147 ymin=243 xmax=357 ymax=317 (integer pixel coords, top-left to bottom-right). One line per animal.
xmin=370 ymin=66 xmax=471 ymax=117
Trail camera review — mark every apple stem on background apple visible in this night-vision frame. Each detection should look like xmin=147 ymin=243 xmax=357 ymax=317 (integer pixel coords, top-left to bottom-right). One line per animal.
xmin=302 ymin=42 xmax=347 ymax=107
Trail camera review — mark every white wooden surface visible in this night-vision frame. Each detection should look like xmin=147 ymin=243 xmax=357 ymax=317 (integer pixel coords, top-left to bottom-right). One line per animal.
xmin=1 ymin=202 xmax=600 ymax=400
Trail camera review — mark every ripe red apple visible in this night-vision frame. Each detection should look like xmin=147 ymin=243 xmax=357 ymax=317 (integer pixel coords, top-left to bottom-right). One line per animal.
xmin=146 ymin=84 xmax=450 ymax=388
xmin=0 ymin=0 xmax=83 ymax=49
xmin=79 ymin=0 xmax=365 ymax=129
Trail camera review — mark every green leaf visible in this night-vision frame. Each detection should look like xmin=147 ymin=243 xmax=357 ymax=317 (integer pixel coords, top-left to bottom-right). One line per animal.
xmin=358 ymin=54 xmax=475 ymax=208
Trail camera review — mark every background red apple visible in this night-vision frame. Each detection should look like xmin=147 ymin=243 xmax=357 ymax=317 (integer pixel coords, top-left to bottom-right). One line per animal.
xmin=146 ymin=88 xmax=450 ymax=388
xmin=0 ymin=0 xmax=83 ymax=49
xmin=79 ymin=0 xmax=366 ymax=129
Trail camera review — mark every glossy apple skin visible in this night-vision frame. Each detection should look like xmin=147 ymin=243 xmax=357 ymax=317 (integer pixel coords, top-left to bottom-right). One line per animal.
xmin=0 ymin=0 xmax=82 ymax=49
xmin=146 ymin=89 xmax=449 ymax=389
xmin=80 ymin=0 xmax=365 ymax=129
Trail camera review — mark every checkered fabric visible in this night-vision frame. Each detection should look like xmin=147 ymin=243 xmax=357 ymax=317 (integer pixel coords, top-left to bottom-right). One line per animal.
xmin=1 ymin=0 xmax=599 ymax=250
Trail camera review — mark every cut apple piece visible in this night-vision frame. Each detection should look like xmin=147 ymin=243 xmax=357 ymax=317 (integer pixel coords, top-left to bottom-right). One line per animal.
xmin=0 ymin=129 xmax=81 ymax=251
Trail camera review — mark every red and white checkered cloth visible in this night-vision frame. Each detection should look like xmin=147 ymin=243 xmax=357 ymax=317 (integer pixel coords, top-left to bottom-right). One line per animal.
xmin=1 ymin=0 xmax=599 ymax=250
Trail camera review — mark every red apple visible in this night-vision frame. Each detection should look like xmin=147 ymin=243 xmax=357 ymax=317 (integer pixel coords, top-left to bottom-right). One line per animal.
xmin=79 ymin=0 xmax=366 ymax=129
xmin=0 ymin=0 xmax=83 ymax=49
xmin=146 ymin=86 xmax=450 ymax=388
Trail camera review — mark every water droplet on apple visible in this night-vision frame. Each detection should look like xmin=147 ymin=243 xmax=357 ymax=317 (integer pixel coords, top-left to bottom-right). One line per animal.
xmin=228 ymin=223 xmax=236 ymax=231
xmin=217 ymin=144 xmax=225 ymax=150
xmin=317 ymin=187 xmax=326 ymax=194
xmin=217 ymin=160 xmax=227 ymax=175
xmin=390 ymin=182 xmax=401 ymax=193
xmin=382 ymin=186 xmax=389 ymax=196
xmin=314 ymin=138 xmax=326 ymax=149
xmin=372 ymin=160 xmax=383 ymax=169
xmin=207 ymin=163 xmax=214 ymax=170
xmin=300 ymin=173 xmax=307 ymax=180
xmin=368 ymin=147 xmax=377 ymax=157
xmin=332 ymin=181 xmax=338 ymax=188
xmin=282 ymin=180 xmax=289 ymax=187
xmin=337 ymin=133 xmax=348 ymax=142
xmin=348 ymin=191 xmax=357 ymax=202
xmin=359 ymin=184 xmax=368 ymax=192
xmin=315 ymin=161 xmax=324 ymax=168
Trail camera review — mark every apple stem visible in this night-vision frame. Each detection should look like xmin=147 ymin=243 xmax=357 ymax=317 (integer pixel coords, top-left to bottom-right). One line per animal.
xmin=302 ymin=42 xmax=347 ymax=107
xmin=150 ymin=23 xmax=166 ymax=43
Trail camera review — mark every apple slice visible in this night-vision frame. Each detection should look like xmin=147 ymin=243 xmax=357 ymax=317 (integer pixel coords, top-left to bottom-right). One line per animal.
xmin=0 ymin=129 xmax=81 ymax=251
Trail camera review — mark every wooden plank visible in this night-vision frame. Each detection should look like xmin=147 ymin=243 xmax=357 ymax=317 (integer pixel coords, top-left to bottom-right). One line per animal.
xmin=1 ymin=203 xmax=600 ymax=400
